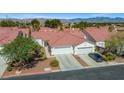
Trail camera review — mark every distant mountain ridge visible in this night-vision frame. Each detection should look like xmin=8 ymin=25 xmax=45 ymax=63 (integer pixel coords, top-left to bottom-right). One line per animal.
xmin=68 ymin=17 xmax=124 ymax=23
xmin=1 ymin=17 xmax=124 ymax=23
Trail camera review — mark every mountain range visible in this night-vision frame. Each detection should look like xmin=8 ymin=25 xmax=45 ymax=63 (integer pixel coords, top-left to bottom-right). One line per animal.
xmin=1 ymin=17 xmax=124 ymax=23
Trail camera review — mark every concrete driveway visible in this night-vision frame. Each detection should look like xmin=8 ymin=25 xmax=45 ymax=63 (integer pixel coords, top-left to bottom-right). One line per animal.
xmin=78 ymin=54 xmax=108 ymax=67
xmin=0 ymin=56 xmax=7 ymax=78
xmin=56 ymin=54 xmax=83 ymax=71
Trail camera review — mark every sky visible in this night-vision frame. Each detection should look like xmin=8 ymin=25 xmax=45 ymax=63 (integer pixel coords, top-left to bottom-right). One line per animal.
xmin=0 ymin=13 xmax=124 ymax=19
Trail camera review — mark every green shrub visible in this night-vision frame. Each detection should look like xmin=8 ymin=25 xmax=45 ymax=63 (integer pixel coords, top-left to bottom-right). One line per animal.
xmin=6 ymin=62 xmax=14 ymax=71
xmin=7 ymin=65 xmax=13 ymax=71
xmin=103 ymin=53 xmax=116 ymax=61
xmin=39 ymin=48 xmax=47 ymax=59
xmin=50 ymin=59 xmax=59 ymax=67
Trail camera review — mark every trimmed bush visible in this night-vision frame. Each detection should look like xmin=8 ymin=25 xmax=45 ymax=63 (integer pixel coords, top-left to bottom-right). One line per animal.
xmin=50 ymin=59 xmax=59 ymax=67
xmin=6 ymin=62 xmax=13 ymax=71
xmin=103 ymin=53 xmax=116 ymax=61
xmin=7 ymin=65 xmax=13 ymax=71
xmin=39 ymin=48 xmax=47 ymax=59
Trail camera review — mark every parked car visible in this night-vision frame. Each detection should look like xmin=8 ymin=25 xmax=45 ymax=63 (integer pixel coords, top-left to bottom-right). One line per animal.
xmin=88 ymin=53 xmax=104 ymax=62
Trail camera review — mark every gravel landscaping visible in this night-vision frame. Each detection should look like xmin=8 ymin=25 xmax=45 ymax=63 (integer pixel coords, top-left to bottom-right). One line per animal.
xmin=115 ymin=57 xmax=124 ymax=63
xmin=2 ymin=58 xmax=60 ymax=78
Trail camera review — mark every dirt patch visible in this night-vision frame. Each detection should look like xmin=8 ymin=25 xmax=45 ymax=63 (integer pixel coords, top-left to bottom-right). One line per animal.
xmin=73 ymin=55 xmax=89 ymax=67
xmin=115 ymin=57 xmax=124 ymax=63
xmin=2 ymin=58 xmax=60 ymax=78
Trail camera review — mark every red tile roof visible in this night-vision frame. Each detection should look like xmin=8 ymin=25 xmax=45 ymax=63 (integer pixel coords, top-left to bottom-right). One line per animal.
xmin=32 ymin=28 xmax=84 ymax=47
xmin=0 ymin=27 xmax=18 ymax=45
xmin=84 ymin=26 xmax=109 ymax=42
xmin=0 ymin=27 xmax=84 ymax=47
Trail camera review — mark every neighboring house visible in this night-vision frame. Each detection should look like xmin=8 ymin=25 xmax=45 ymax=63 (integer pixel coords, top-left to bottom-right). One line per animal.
xmin=32 ymin=28 xmax=95 ymax=55
xmin=0 ymin=27 xmax=109 ymax=55
xmin=83 ymin=27 xmax=109 ymax=48
xmin=115 ymin=26 xmax=124 ymax=32
xmin=109 ymin=24 xmax=124 ymax=32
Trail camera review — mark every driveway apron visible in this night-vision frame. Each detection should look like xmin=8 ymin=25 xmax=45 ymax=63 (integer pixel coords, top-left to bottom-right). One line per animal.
xmin=56 ymin=54 xmax=83 ymax=71
xmin=78 ymin=54 xmax=108 ymax=67
xmin=78 ymin=54 xmax=98 ymax=67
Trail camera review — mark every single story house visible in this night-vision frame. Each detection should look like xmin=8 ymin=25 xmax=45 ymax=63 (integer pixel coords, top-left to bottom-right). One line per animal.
xmin=83 ymin=27 xmax=109 ymax=48
xmin=32 ymin=28 xmax=95 ymax=55
xmin=0 ymin=27 xmax=109 ymax=55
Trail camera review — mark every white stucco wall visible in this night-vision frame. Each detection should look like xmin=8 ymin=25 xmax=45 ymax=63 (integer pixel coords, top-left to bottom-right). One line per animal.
xmin=74 ymin=42 xmax=95 ymax=54
xmin=51 ymin=46 xmax=73 ymax=55
xmin=96 ymin=41 xmax=105 ymax=48
xmin=35 ymin=39 xmax=45 ymax=47
xmin=51 ymin=42 xmax=95 ymax=55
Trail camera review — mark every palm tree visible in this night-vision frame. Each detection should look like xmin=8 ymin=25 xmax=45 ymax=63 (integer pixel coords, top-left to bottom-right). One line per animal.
xmin=31 ymin=19 xmax=41 ymax=31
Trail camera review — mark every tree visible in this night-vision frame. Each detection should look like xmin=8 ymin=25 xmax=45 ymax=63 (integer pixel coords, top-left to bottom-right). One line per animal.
xmin=95 ymin=23 xmax=100 ymax=28
xmin=59 ymin=25 xmax=64 ymax=31
xmin=44 ymin=19 xmax=62 ymax=28
xmin=72 ymin=21 xmax=89 ymax=29
xmin=16 ymin=21 xmax=31 ymax=28
xmin=64 ymin=23 xmax=72 ymax=28
xmin=0 ymin=32 xmax=44 ymax=70
xmin=0 ymin=20 xmax=31 ymax=28
xmin=31 ymin=19 xmax=41 ymax=31
xmin=105 ymin=32 xmax=124 ymax=55
xmin=0 ymin=20 xmax=17 ymax=27
xmin=44 ymin=20 xmax=50 ymax=27
xmin=108 ymin=25 xmax=114 ymax=32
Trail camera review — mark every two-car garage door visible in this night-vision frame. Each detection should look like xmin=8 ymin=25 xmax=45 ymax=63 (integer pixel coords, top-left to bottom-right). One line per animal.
xmin=75 ymin=47 xmax=94 ymax=54
xmin=51 ymin=47 xmax=73 ymax=55
xmin=51 ymin=46 xmax=94 ymax=55
xmin=51 ymin=41 xmax=95 ymax=55
xmin=74 ymin=42 xmax=95 ymax=54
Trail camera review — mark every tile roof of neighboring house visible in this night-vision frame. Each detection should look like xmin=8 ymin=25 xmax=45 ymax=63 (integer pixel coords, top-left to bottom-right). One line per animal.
xmin=0 ymin=27 xmax=84 ymax=47
xmin=0 ymin=27 xmax=18 ymax=45
xmin=32 ymin=28 xmax=84 ymax=47
xmin=84 ymin=26 xmax=109 ymax=42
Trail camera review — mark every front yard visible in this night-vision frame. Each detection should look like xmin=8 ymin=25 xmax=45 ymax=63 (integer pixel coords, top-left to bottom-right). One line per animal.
xmin=99 ymin=50 xmax=124 ymax=63
xmin=0 ymin=33 xmax=60 ymax=78
xmin=115 ymin=57 xmax=124 ymax=63
xmin=2 ymin=52 xmax=124 ymax=78
xmin=2 ymin=57 xmax=60 ymax=78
